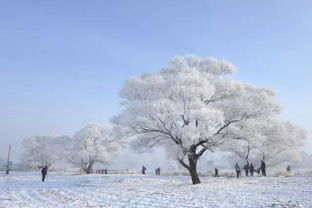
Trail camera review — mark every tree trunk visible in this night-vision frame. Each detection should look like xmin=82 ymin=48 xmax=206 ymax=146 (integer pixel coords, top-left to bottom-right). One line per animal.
xmin=178 ymin=145 xmax=202 ymax=185
xmin=86 ymin=163 xmax=93 ymax=174
xmin=188 ymin=157 xmax=201 ymax=184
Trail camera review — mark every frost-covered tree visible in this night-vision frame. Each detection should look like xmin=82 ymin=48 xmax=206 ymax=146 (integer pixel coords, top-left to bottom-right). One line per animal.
xmin=113 ymin=55 xmax=299 ymax=184
xmin=68 ymin=124 xmax=127 ymax=174
xmin=21 ymin=135 xmax=70 ymax=170
xmin=220 ymin=121 xmax=260 ymax=163
xmin=222 ymin=119 xmax=306 ymax=169
xmin=222 ymin=138 xmax=257 ymax=164
xmin=256 ymin=120 xmax=306 ymax=167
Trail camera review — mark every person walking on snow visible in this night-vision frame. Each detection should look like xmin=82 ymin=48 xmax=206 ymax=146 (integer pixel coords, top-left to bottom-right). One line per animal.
xmin=287 ymin=165 xmax=291 ymax=172
xmin=235 ymin=162 xmax=241 ymax=178
xmin=243 ymin=161 xmax=250 ymax=176
xmin=215 ymin=168 xmax=219 ymax=177
xmin=261 ymin=160 xmax=266 ymax=176
xmin=141 ymin=166 xmax=146 ymax=175
xmin=249 ymin=163 xmax=255 ymax=176
xmin=41 ymin=165 xmax=48 ymax=182
xmin=157 ymin=167 xmax=161 ymax=175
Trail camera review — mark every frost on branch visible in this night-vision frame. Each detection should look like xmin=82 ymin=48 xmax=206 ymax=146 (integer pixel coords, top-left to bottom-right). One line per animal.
xmin=113 ymin=55 xmax=306 ymax=184
xmin=163 ymin=55 xmax=236 ymax=75
xmin=256 ymin=120 xmax=306 ymax=167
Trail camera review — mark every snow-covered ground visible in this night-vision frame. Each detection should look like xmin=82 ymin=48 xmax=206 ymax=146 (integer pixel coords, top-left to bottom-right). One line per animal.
xmin=0 ymin=172 xmax=311 ymax=208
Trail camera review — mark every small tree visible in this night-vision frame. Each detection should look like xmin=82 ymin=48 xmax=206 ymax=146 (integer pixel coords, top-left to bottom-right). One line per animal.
xmin=68 ymin=123 xmax=127 ymax=174
xmin=114 ymin=55 xmax=283 ymax=184
xmin=223 ymin=119 xmax=306 ymax=169
xmin=256 ymin=120 xmax=306 ymax=167
xmin=21 ymin=135 xmax=70 ymax=170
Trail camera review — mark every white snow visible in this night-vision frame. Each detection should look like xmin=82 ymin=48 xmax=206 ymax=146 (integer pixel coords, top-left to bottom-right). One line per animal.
xmin=1 ymin=172 xmax=312 ymax=208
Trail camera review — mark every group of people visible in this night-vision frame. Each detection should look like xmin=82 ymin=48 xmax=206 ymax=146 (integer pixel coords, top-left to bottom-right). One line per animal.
xmin=95 ymin=169 xmax=108 ymax=174
xmin=141 ymin=166 xmax=161 ymax=175
xmin=155 ymin=167 xmax=161 ymax=175
xmin=235 ymin=160 xmax=266 ymax=178
xmin=39 ymin=162 xmax=292 ymax=182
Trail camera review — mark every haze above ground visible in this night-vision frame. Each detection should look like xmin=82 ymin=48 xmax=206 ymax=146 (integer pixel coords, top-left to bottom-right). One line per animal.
xmin=0 ymin=0 xmax=311 ymax=163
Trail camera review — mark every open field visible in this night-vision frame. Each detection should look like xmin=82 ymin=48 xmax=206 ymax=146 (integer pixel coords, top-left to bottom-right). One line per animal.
xmin=0 ymin=172 xmax=312 ymax=208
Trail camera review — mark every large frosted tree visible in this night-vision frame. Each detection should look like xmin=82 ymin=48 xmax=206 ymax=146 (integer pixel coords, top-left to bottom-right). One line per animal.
xmin=113 ymin=55 xmax=304 ymax=184
xmin=68 ymin=123 xmax=127 ymax=174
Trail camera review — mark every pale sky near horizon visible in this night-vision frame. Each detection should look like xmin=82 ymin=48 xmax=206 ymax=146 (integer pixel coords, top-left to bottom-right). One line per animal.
xmin=0 ymin=0 xmax=311 ymax=162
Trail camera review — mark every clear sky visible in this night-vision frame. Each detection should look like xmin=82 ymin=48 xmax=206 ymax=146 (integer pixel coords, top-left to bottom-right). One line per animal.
xmin=0 ymin=0 xmax=311 ymax=161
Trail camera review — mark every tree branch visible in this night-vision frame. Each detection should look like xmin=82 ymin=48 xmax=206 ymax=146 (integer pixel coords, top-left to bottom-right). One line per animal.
xmin=178 ymin=158 xmax=190 ymax=170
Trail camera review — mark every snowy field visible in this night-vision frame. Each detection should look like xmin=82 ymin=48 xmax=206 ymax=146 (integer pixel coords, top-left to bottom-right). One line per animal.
xmin=0 ymin=172 xmax=312 ymax=208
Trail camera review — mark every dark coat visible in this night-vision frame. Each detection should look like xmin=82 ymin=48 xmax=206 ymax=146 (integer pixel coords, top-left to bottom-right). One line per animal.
xmin=41 ymin=167 xmax=48 ymax=175
xmin=243 ymin=164 xmax=250 ymax=171
xmin=249 ymin=164 xmax=254 ymax=172
xmin=261 ymin=160 xmax=266 ymax=170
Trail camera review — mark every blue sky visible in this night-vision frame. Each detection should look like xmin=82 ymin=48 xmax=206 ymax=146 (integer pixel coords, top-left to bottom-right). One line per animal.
xmin=0 ymin=0 xmax=311 ymax=160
